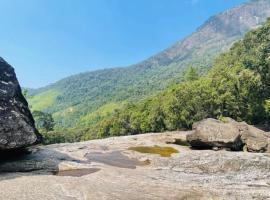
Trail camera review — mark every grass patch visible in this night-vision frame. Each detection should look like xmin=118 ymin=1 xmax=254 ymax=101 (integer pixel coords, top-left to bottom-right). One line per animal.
xmin=78 ymin=102 xmax=122 ymax=126
xmin=28 ymin=89 xmax=60 ymax=111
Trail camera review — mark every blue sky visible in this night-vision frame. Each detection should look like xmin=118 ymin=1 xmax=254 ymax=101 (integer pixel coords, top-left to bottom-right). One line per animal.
xmin=0 ymin=0 xmax=247 ymax=88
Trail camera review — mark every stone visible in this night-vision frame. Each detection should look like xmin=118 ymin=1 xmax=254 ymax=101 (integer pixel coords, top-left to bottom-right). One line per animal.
xmin=0 ymin=58 xmax=40 ymax=150
xmin=187 ymin=118 xmax=244 ymax=150
xmin=241 ymin=125 xmax=270 ymax=153
xmin=0 ymin=132 xmax=269 ymax=199
xmin=187 ymin=118 xmax=270 ymax=152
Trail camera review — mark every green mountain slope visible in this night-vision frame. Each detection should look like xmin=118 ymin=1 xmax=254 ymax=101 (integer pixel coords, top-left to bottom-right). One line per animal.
xmin=82 ymin=17 xmax=270 ymax=140
xmin=29 ymin=0 xmax=270 ymax=129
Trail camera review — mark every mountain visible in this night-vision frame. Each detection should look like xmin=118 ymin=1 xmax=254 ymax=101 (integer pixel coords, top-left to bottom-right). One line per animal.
xmin=29 ymin=0 xmax=270 ymax=129
xmin=138 ymin=0 xmax=270 ymax=68
xmin=80 ymin=17 xmax=270 ymax=141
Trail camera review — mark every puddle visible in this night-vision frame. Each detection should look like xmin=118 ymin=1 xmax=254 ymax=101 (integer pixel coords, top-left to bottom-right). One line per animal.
xmin=54 ymin=168 xmax=101 ymax=177
xmin=128 ymin=146 xmax=179 ymax=157
xmin=85 ymin=151 xmax=149 ymax=169
xmin=167 ymin=139 xmax=191 ymax=147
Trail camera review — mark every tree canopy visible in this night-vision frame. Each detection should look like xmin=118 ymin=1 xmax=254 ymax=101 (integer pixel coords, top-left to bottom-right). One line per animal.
xmin=31 ymin=18 xmax=270 ymax=144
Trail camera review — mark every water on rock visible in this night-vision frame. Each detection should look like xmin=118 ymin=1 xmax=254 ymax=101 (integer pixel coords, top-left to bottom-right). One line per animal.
xmin=85 ymin=151 xmax=149 ymax=169
xmin=54 ymin=168 xmax=101 ymax=177
xmin=128 ymin=146 xmax=179 ymax=157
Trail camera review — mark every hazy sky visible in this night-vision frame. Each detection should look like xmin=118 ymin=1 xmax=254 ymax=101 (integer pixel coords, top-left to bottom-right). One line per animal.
xmin=0 ymin=0 xmax=246 ymax=88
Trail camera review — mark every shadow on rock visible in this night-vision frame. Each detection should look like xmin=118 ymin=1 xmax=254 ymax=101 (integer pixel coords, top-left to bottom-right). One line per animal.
xmin=0 ymin=146 xmax=88 ymax=180
xmin=85 ymin=151 xmax=150 ymax=169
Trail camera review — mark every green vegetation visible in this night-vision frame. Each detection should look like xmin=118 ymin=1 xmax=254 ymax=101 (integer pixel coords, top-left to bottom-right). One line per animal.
xmin=28 ymin=15 xmax=270 ymax=144
xmin=32 ymin=110 xmax=54 ymax=132
xmin=77 ymin=18 xmax=270 ymax=140
xmin=31 ymin=110 xmax=56 ymax=144
xmin=28 ymin=4 xmax=254 ymax=131
xmin=184 ymin=66 xmax=199 ymax=81
xmin=28 ymin=89 xmax=60 ymax=111
xmin=265 ymin=100 xmax=270 ymax=120
xmin=78 ymin=102 xmax=124 ymax=127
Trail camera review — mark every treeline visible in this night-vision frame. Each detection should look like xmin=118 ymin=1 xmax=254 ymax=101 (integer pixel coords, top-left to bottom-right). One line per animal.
xmin=80 ymin=18 xmax=270 ymax=140
xmin=30 ymin=66 xmax=185 ymax=129
xmin=34 ymin=18 xmax=270 ymax=144
xmin=29 ymin=50 xmax=212 ymax=129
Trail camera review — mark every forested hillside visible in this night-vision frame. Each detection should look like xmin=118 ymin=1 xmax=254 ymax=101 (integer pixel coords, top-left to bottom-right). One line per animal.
xmin=38 ymin=16 xmax=270 ymax=144
xmin=29 ymin=0 xmax=270 ymax=132
xmin=78 ymin=18 xmax=270 ymax=141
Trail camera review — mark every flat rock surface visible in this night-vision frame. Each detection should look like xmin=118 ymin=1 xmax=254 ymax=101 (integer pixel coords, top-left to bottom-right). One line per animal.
xmin=0 ymin=132 xmax=270 ymax=200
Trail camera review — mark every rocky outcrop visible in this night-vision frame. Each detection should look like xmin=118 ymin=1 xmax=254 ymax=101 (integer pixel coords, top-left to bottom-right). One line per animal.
xmin=187 ymin=118 xmax=270 ymax=152
xmin=0 ymin=132 xmax=269 ymax=200
xmin=0 ymin=58 xmax=40 ymax=150
xmin=186 ymin=118 xmax=244 ymax=150
xmin=241 ymin=125 xmax=270 ymax=152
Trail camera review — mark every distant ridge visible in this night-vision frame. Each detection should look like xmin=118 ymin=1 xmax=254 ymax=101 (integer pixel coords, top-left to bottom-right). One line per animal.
xmin=29 ymin=0 xmax=270 ymax=129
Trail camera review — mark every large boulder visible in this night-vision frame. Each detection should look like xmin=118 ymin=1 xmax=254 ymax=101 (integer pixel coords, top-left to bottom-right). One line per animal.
xmin=241 ymin=125 xmax=270 ymax=153
xmin=0 ymin=57 xmax=40 ymax=150
xmin=187 ymin=118 xmax=270 ymax=152
xmin=187 ymin=118 xmax=244 ymax=151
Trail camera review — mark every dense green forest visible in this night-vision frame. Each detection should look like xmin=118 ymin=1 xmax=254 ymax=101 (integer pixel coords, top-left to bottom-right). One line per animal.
xmin=32 ymin=18 xmax=270 ymax=144
xmin=27 ymin=0 xmax=269 ymax=132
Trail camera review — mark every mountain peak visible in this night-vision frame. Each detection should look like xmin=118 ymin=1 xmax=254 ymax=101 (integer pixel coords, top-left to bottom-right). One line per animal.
xmin=30 ymin=0 xmax=270 ymax=129
xmin=141 ymin=0 xmax=270 ymax=68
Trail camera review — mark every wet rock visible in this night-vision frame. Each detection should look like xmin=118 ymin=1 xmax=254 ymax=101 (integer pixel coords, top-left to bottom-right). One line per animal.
xmin=0 ymin=58 xmax=40 ymax=150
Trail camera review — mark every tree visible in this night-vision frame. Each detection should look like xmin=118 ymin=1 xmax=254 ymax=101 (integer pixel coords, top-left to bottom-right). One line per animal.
xmin=22 ymin=88 xmax=29 ymax=98
xmin=32 ymin=110 xmax=55 ymax=132
xmin=264 ymin=100 xmax=270 ymax=120
xmin=184 ymin=66 xmax=199 ymax=81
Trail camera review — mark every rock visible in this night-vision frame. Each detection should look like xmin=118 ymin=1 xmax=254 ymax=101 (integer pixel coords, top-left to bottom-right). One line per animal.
xmin=187 ymin=118 xmax=244 ymax=151
xmin=0 ymin=132 xmax=269 ymax=200
xmin=241 ymin=125 xmax=270 ymax=153
xmin=187 ymin=118 xmax=270 ymax=152
xmin=0 ymin=58 xmax=40 ymax=150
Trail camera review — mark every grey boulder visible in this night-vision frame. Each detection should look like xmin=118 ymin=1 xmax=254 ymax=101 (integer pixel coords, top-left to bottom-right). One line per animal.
xmin=187 ymin=118 xmax=270 ymax=152
xmin=0 ymin=57 xmax=40 ymax=150
xmin=241 ymin=125 xmax=270 ymax=152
